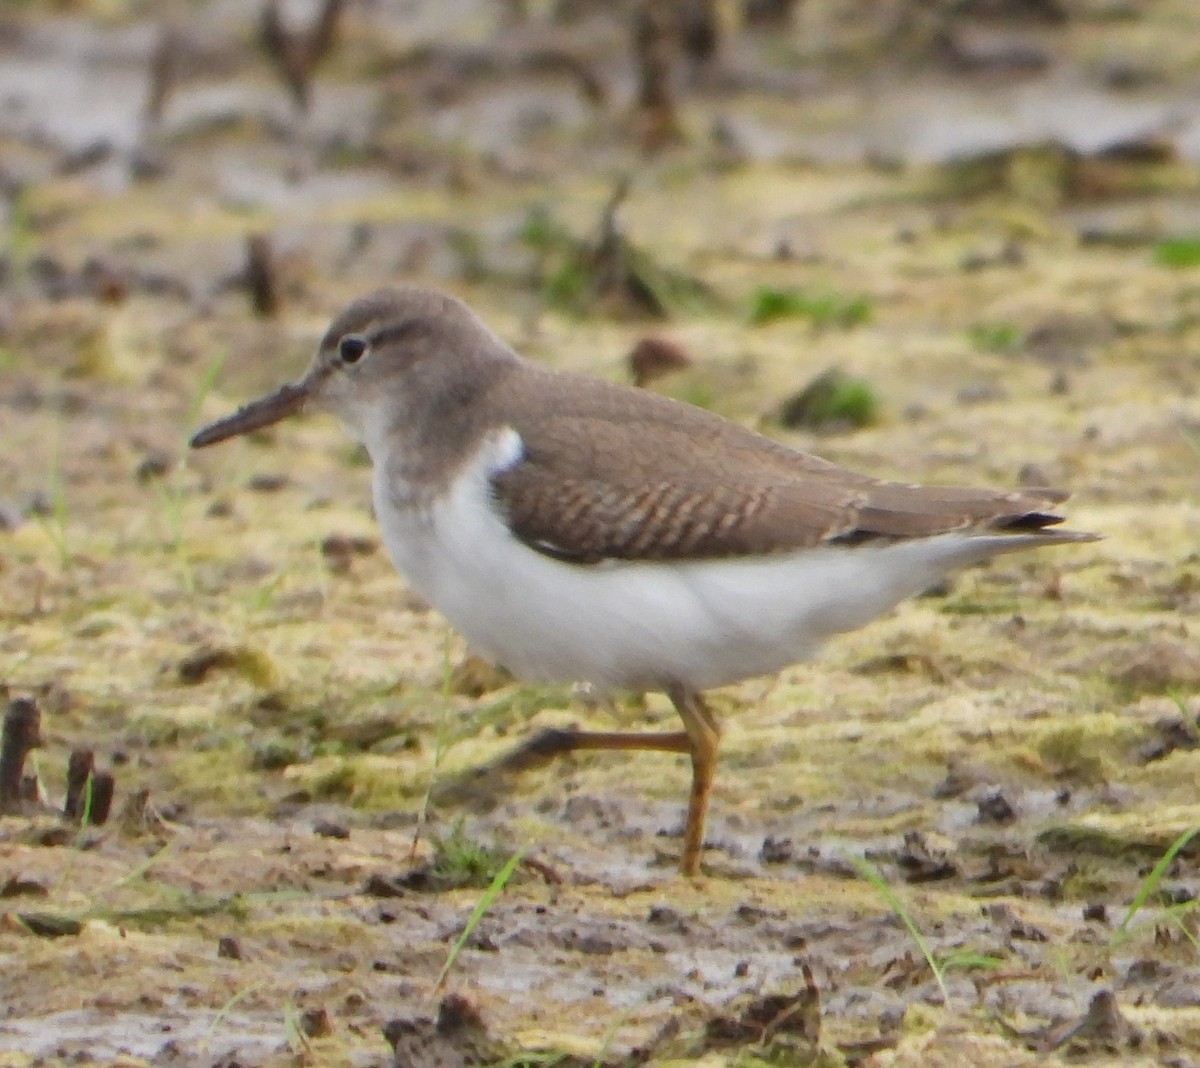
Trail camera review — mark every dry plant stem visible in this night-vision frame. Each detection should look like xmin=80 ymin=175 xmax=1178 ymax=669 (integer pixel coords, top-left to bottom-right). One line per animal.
xmin=385 ymin=42 xmax=606 ymax=107
xmin=260 ymin=0 xmax=310 ymax=113
xmin=0 ymin=697 xmax=41 ymax=809
xmin=588 ymin=176 xmax=663 ymax=314
xmin=632 ymin=0 xmax=682 ymax=150
xmin=260 ymin=0 xmax=345 ymax=115
xmin=523 ymin=50 xmax=607 ymax=106
xmin=90 ymin=772 xmax=115 ymax=825
xmin=594 ymin=177 xmax=630 ymax=261
xmin=245 ymin=233 xmax=281 ymax=318
xmin=744 ymin=0 xmax=803 ymax=27
xmin=64 ymin=749 xmax=95 ymax=821
xmin=680 ymin=0 xmax=720 ymax=69
xmin=143 ymin=22 xmax=180 ymax=128
xmin=116 ymin=787 xmax=156 ymax=833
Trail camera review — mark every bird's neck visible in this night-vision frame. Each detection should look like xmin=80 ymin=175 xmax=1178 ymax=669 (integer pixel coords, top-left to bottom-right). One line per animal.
xmin=370 ymin=353 xmax=519 ymax=505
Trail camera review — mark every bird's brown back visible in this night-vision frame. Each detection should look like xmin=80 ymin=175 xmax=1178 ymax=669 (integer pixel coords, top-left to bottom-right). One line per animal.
xmin=488 ymin=365 xmax=1083 ymax=564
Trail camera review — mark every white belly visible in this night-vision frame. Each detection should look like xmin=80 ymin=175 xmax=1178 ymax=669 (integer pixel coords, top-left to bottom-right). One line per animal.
xmin=373 ymin=430 xmax=1022 ymax=693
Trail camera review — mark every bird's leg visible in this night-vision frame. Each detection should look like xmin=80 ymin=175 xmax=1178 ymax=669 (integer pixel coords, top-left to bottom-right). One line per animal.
xmin=486 ymin=726 xmax=693 ymax=772
xmin=668 ymin=685 xmax=721 ymax=877
xmin=433 ymin=691 xmax=722 ymax=877
xmin=430 ymin=725 xmax=691 ymax=807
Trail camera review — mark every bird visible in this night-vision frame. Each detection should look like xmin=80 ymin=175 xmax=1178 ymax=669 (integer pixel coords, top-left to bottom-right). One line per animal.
xmin=190 ymin=286 xmax=1097 ymax=876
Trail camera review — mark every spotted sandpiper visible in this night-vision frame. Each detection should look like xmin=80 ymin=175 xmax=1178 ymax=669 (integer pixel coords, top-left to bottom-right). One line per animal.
xmin=191 ymin=286 xmax=1097 ymax=876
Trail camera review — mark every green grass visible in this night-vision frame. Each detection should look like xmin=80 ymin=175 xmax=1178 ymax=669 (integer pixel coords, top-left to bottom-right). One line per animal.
xmin=53 ymin=775 xmax=94 ymax=894
xmin=1154 ymin=237 xmax=1200 ymax=269
xmin=968 ymin=320 xmax=1024 ymax=355
xmin=1180 ymin=427 xmax=1200 ymax=465
xmin=1111 ymin=825 xmax=1200 ymax=947
xmin=676 ymin=379 xmax=717 ymax=411
xmin=111 ymin=838 xmax=178 ymax=889
xmin=19 ymin=893 xmax=259 ymax=944
xmin=6 ymin=184 xmax=36 ymax=276
xmin=435 ymin=847 xmax=526 ymax=990
xmin=747 ymin=286 xmax=871 ymax=329
xmin=240 ymin=573 xmax=286 ymax=615
xmin=281 ymin=1000 xmax=312 ymax=1056
xmin=778 ymin=368 xmax=879 ymax=430
xmin=494 ymin=1054 xmax=573 ymax=1068
xmin=1159 ymin=899 xmax=1200 ymax=952
xmin=517 ymin=203 xmax=717 ymax=317
xmin=850 ymin=854 xmax=1002 ymax=1002
xmin=35 ymin=430 xmax=72 ymax=569
xmin=430 ymin=818 xmax=514 ymax=888
xmin=411 ymin=631 xmax=456 ymax=858
xmin=517 ymin=205 xmax=576 ymax=253
xmin=202 ymin=980 xmax=267 ymax=1053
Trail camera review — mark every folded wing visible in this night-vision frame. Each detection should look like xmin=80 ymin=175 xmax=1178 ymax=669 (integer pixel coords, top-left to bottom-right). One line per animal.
xmin=488 ymin=373 xmax=1090 ymax=565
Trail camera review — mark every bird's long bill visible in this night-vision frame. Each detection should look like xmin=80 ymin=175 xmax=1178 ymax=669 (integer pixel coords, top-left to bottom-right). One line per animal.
xmin=189 ymin=381 xmax=308 ymax=449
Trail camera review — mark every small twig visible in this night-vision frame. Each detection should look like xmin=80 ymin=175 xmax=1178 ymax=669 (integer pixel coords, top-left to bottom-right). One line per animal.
xmin=260 ymin=0 xmax=306 ymax=113
xmin=130 ymin=20 xmax=182 ymax=179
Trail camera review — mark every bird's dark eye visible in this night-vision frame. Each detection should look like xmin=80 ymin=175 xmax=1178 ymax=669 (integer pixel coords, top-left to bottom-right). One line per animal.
xmin=339 ymin=335 xmax=368 ymax=364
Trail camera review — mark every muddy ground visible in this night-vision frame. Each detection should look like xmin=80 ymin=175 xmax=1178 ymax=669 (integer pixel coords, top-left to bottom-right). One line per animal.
xmin=2 ymin=1 xmax=1200 ymax=1065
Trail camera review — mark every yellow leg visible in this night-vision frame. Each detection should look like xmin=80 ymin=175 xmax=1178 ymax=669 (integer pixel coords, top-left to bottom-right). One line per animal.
xmin=436 ymin=691 xmax=722 ymax=877
xmin=432 ymin=725 xmax=691 ymax=806
xmin=669 ymin=686 xmax=722 ymax=877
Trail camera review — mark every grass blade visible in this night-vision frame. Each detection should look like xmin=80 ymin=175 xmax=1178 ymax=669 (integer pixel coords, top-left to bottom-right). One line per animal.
xmin=435 ymin=847 xmax=525 ymax=991
xmin=849 ymin=853 xmax=948 ymax=1002
xmin=411 ymin=629 xmax=455 ymax=858
xmin=202 ymin=980 xmax=267 ymax=1052
xmin=1114 ymin=825 xmax=1200 ymax=940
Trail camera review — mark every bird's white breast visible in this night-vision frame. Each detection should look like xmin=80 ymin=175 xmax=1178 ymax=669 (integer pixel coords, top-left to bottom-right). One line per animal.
xmin=372 ymin=428 xmax=1016 ymax=693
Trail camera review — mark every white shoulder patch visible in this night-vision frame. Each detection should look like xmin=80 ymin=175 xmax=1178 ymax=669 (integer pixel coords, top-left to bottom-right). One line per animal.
xmin=482 ymin=425 xmax=525 ymax=475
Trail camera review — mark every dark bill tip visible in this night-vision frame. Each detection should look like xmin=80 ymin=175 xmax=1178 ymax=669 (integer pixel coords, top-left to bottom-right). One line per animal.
xmin=189 ymin=381 xmax=308 ymax=449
